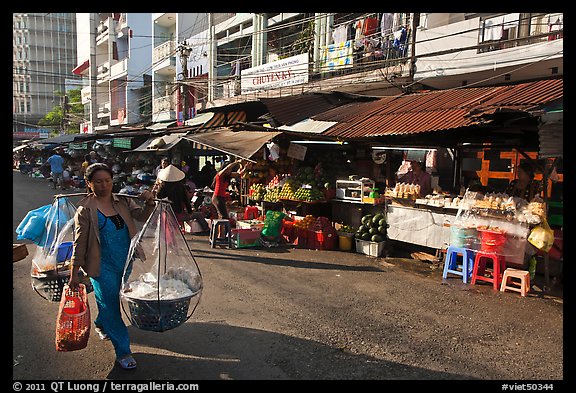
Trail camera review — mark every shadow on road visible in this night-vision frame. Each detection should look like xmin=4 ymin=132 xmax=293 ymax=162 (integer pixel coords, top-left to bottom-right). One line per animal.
xmin=110 ymin=321 xmax=475 ymax=380
xmin=192 ymin=248 xmax=386 ymax=273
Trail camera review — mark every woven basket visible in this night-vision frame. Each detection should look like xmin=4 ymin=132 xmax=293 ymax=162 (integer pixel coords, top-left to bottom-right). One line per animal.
xmin=123 ymin=294 xmax=195 ymax=332
xmin=31 ymin=267 xmax=93 ymax=303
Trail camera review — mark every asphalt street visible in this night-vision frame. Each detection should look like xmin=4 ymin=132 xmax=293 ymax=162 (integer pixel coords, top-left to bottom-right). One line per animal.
xmin=11 ymin=170 xmax=567 ymax=386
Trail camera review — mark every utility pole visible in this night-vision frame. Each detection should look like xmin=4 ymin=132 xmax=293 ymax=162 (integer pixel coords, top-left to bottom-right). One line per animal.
xmin=178 ymin=42 xmax=191 ymax=124
xmin=409 ymin=13 xmax=420 ymax=83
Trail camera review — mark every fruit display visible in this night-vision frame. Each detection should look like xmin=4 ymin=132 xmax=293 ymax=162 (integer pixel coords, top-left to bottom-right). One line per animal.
xmin=337 ymin=224 xmax=356 ymax=234
xmin=267 ymin=175 xmax=281 ymax=189
xmin=293 ymin=215 xmax=315 ymax=229
xmin=263 ymin=186 xmax=282 ymax=203
xmin=355 ymin=212 xmax=387 ymax=242
xmin=249 ymin=183 xmax=266 ymax=201
xmin=279 ymin=178 xmax=301 ymax=200
xmin=293 ymin=186 xmax=325 ymax=202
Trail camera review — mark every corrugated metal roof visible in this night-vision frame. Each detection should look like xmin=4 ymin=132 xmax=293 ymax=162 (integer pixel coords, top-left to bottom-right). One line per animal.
xmin=278 ymin=118 xmax=338 ymax=134
xmin=318 ymin=78 xmax=563 ymax=138
xmin=260 ymin=92 xmax=362 ymax=126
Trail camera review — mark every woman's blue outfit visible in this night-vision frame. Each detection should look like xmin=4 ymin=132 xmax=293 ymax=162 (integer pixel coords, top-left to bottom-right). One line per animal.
xmin=90 ymin=210 xmax=132 ymax=359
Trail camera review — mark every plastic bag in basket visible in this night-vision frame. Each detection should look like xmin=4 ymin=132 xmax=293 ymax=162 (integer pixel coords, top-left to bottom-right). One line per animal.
xmin=120 ymin=200 xmax=203 ymax=332
xmin=55 ymin=283 xmax=91 ymax=352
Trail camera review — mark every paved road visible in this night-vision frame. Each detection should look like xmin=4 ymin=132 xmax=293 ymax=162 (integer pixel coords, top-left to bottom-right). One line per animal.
xmin=12 ymin=171 xmax=566 ymax=386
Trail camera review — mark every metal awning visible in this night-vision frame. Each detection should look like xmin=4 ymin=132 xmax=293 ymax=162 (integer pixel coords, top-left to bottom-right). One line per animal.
xmin=35 ymin=134 xmax=80 ymax=145
xmin=146 ymin=121 xmax=177 ymax=131
xmin=130 ymin=132 xmax=187 ymax=152
xmin=183 ymin=128 xmax=282 ymax=162
xmin=72 ymin=59 xmax=89 ymax=75
xmin=278 ymin=118 xmax=338 ymax=134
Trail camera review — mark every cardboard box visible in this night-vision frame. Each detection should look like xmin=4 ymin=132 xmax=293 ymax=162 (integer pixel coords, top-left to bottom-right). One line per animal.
xmin=13 ymin=243 xmax=28 ymax=263
xmin=231 ymin=228 xmax=262 ymax=248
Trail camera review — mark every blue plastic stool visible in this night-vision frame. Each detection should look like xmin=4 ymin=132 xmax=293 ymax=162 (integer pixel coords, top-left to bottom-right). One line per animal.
xmin=442 ymin=245 xmax=476 ymax=284
xmin=209 ymin=219 xmax=232 ymax=248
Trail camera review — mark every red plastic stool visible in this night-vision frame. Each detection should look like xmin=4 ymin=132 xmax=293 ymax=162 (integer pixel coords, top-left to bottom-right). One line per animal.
xmin=471 ymin=251 xmax=506 ymax=290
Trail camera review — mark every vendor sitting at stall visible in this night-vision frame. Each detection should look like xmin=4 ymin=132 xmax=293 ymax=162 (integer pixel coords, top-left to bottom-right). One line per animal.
xmin=259 ymin=209 xmax=294 ymax=247
xmin=398 ymin=160 xmax=432 ymax=197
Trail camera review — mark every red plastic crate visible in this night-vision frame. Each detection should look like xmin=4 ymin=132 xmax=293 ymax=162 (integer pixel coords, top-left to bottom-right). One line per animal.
xmin=295 ymin=227 xmax=309 ymax=248
xmin=309 ymin=228 xmax=337 ymax=250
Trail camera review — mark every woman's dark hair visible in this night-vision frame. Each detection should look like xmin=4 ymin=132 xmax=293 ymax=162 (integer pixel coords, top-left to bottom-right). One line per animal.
xmin=85 ymin=163 xmax=113 ymax=182
xmin=156 ymin=180 xmax=188 ymax=214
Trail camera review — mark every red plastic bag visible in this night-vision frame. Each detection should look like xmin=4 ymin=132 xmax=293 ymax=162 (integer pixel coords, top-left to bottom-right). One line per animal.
xmin=55 ymin=284 xmax=91 ymax=351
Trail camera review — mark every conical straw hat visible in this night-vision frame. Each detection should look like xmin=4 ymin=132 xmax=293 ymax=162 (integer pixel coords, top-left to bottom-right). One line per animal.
xmin=157 ymin=164 xmax=185 ymax=182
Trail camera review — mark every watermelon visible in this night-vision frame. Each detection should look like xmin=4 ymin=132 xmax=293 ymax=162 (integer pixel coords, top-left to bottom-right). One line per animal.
xmin=378 ymin=225 xmax=387 ymax=235
xmin=361 ymin=215 xmax=373 ymax=225
xmin=369 ymin=228 xmax=379 ymax=236
xmin=371 ymin=234 xmax=384 ymax=242
xmin=372 ymin=213 xmax=384 ymax=225
xmin=361 ymin=232 xmax=371 ymax=241
xmin=378 ymin=218 xmax=387 ymax=226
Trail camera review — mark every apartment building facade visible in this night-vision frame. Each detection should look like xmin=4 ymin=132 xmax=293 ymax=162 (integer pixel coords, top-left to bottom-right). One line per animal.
xmin=13 ymin=13 xmax=80 ymax=140
xmin=71 ymin=12 xmax=562 ymax=134
xmin=74 ymin=13 xmax=152 ymax=133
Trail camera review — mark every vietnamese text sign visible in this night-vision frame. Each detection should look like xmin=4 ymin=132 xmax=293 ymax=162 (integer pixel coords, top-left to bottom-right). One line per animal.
xmin=287 ymin=142 xmax=307 ymax=161
xmin=241 ymin=53 xmax=309 ymax=94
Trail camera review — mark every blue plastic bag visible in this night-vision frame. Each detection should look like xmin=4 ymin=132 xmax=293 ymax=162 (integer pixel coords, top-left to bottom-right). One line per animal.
xmin=16 ymin=197 xmax=76 ymax=247
xmin=16 ymin=204 xmax=51 ymax=245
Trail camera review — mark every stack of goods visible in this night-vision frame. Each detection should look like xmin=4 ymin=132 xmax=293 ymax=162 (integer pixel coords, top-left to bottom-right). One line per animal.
xmin=263 ymin=186 xmax=282 ymax=203
xmin=249 ymin=184 xmax=266 ymax=202
xmin=354 ymin=213 xmax=387 ymax=243
xmin=279 ymin=178 xmax=300 ymax=200
xmin=292 ymin=215 xmax=315 ymax=249
xmin=385 ymin=183 xmax=422 ymax=199
xmin=293 ymin=186 xmax=325 ymax=202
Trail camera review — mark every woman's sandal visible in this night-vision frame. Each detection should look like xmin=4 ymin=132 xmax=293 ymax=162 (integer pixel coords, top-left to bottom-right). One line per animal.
xmin=94 ymin=326 xmax=110 ymax=341
xmin=116 ymin=355 xmax=137 ymax=370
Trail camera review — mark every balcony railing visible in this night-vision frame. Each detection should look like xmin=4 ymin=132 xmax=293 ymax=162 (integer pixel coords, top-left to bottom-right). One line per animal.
xmin=153 ymin=40 xmax=176 ymax=63
xmin=153 ymin=95 xmax=176 ymax=113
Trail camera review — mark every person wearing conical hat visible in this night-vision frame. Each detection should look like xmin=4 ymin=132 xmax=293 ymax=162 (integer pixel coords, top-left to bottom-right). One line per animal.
xmin=155 ymin=164 xmax=207 ymax=232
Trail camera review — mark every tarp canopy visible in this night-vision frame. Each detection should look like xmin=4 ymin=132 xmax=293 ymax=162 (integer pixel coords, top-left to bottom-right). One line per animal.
xmin=182 ymin=128 xmax=282 ymax=162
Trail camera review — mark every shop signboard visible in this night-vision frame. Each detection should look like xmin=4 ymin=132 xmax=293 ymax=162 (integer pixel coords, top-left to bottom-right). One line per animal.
xmin=241 ymin=53 xmax=309 ymax=94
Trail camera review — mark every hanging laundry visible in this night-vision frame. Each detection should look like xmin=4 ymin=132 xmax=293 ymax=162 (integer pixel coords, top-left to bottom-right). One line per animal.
xmin=354 ymin=19 xmax=365 ymax=49
xmin=332 ymin=24 xmax=348 ymax=45
xmin=380 ymin=13 xmax=395 ymax=37
xmin=548 ymin=14 xmax=563 ymax=40
xmin=482 ymin=16 xmax=504 ymax=41
xmin=426 ymin=150 xmax=437 ymax=173
xmin=363 ymin=16 xmax=379 ymax=37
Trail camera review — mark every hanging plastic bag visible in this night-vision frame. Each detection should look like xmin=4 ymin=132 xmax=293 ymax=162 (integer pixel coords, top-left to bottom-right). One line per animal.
xmin=120 ymin=200 xmax=203 ymax=332
xmin=55 ymin=283 xmax=91 ymax=352
xmin=528 ymin=218 xmax=555 ymax=253
xmin=29 ymin=196 xmax=93 ymax=302
xmin=15 ymin=204 xmax=51 ymax=245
